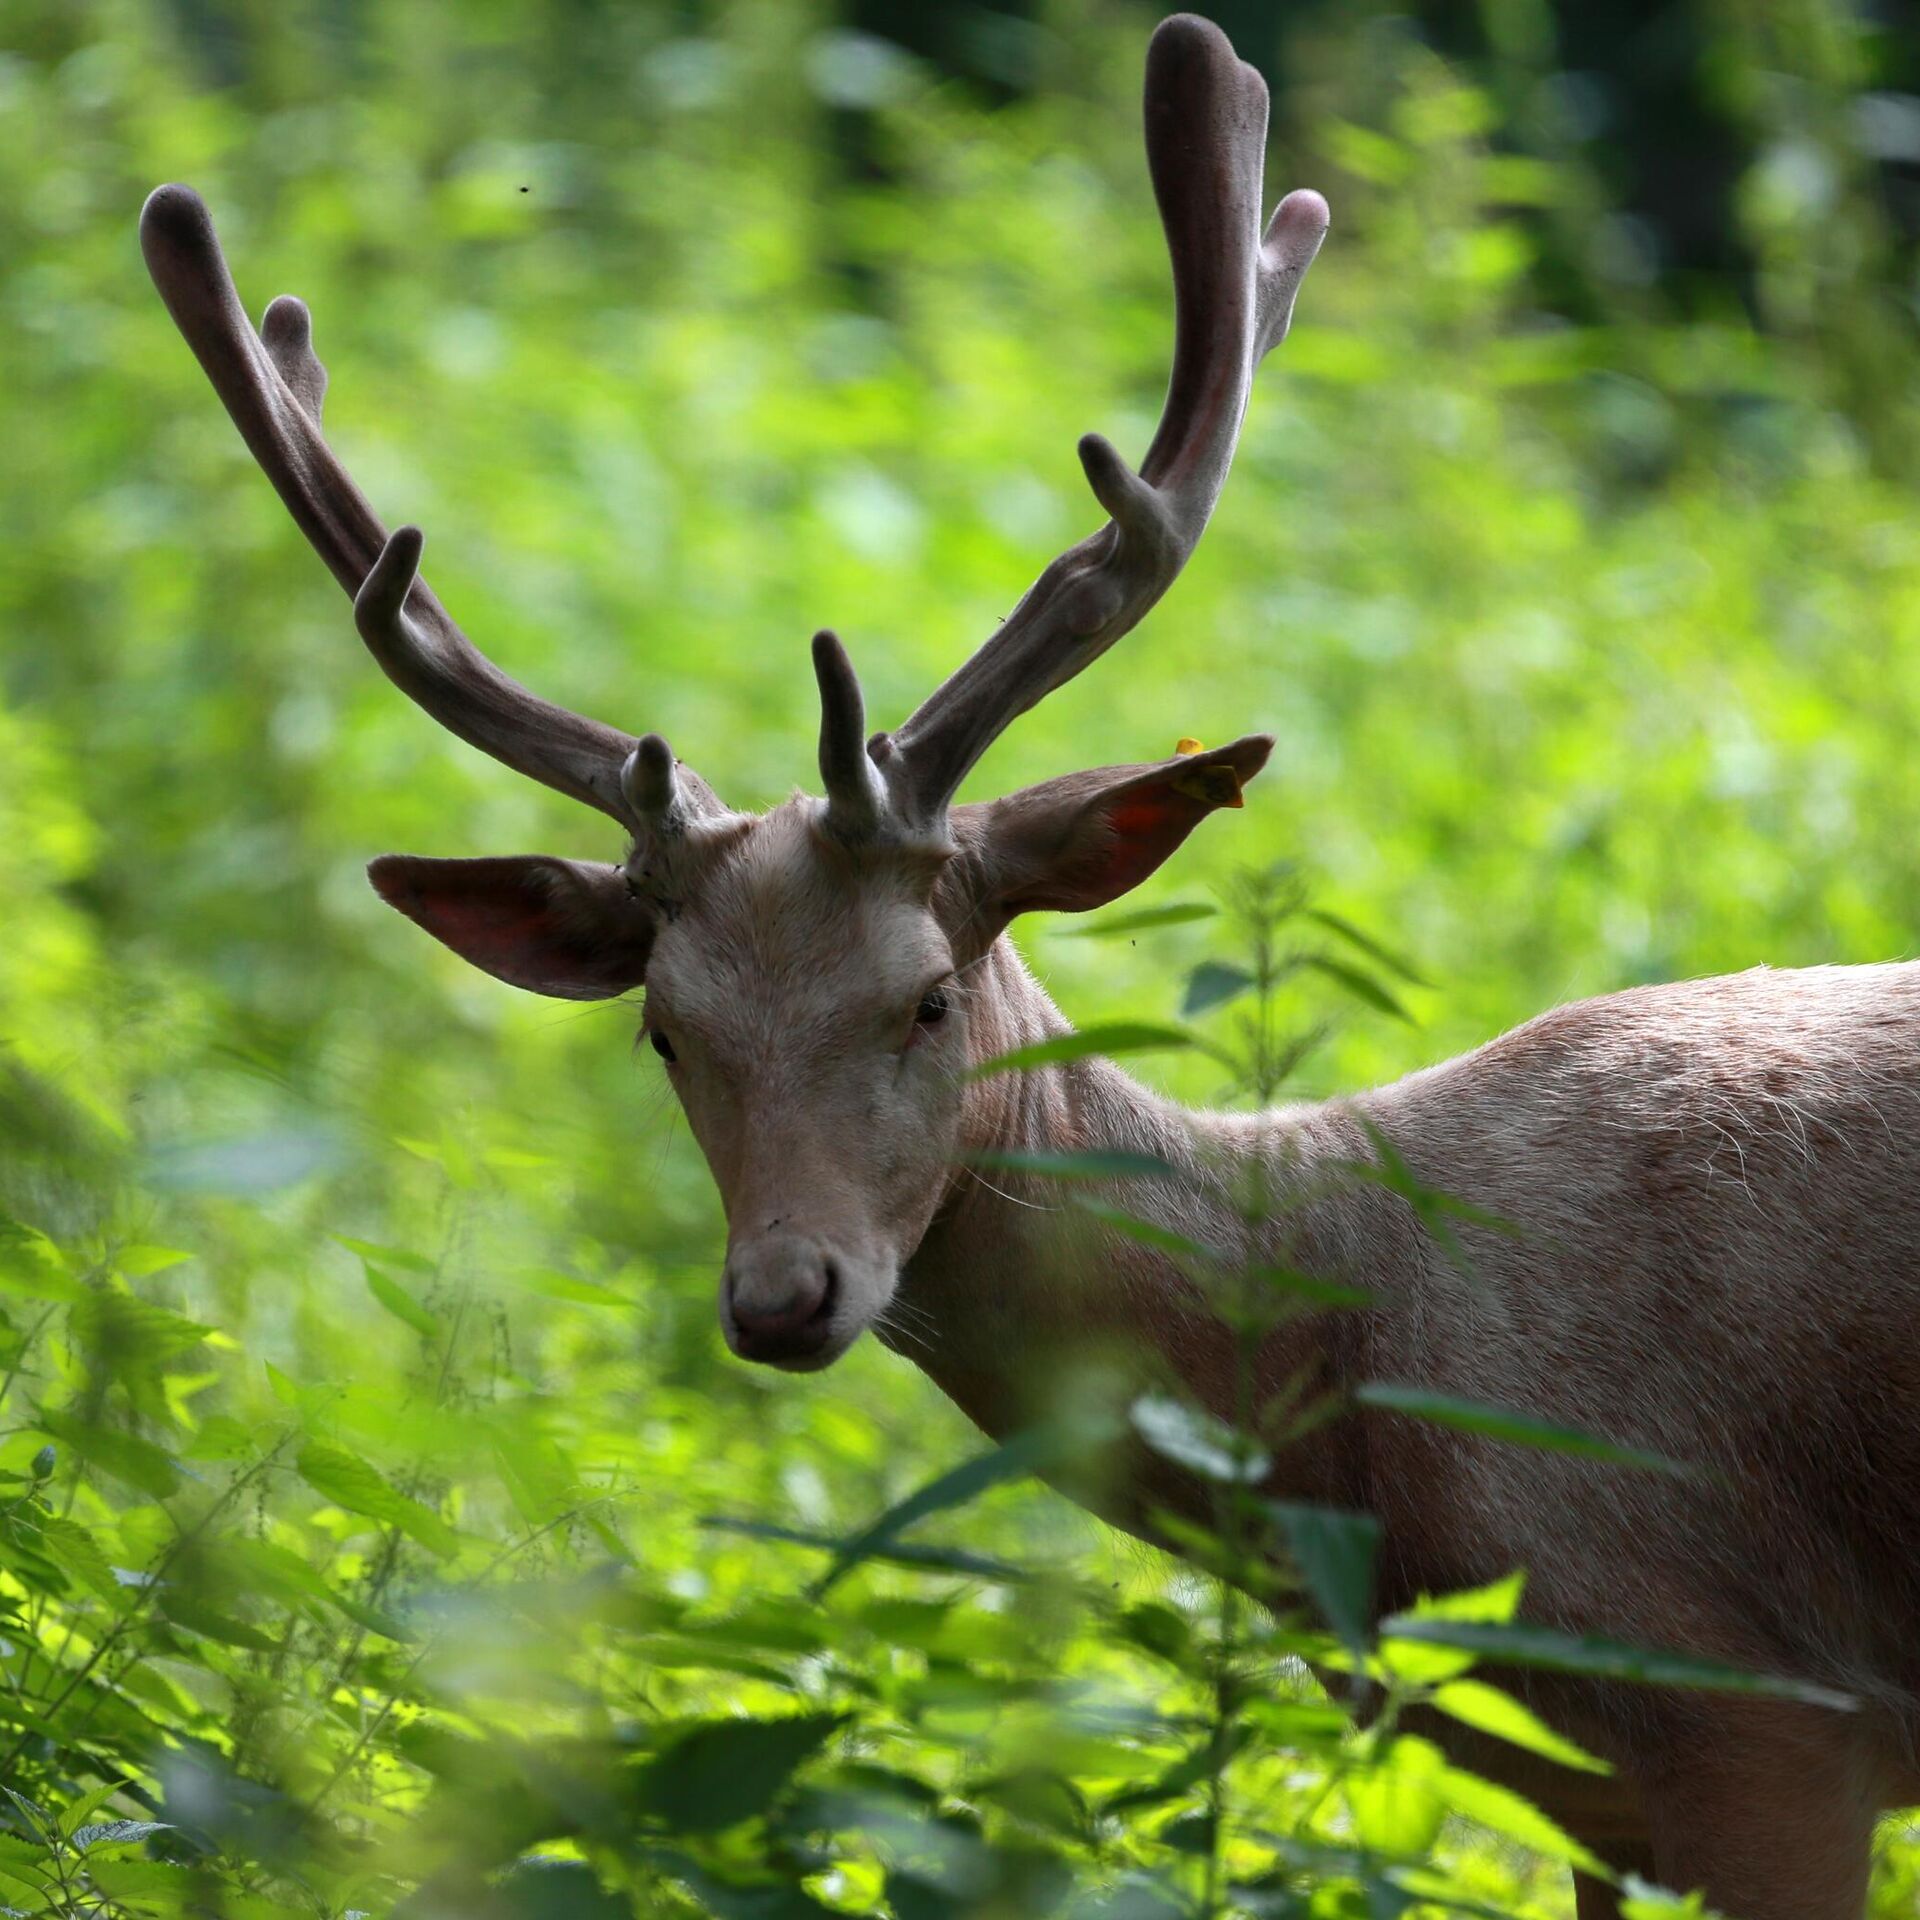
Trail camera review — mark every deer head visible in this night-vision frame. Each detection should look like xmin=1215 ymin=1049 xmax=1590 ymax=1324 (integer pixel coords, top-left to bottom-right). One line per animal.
xmin=142 ymin=13 xmax=1327 ymax=1373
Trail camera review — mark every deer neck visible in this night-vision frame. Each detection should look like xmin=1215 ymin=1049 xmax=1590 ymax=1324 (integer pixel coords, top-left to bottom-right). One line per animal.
xmin=890 ymin=935 xmax=1372 ymax=1525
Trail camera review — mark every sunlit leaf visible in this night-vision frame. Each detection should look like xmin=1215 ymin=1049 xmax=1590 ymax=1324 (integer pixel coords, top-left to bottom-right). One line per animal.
xmin=1427 ymin=1679 xmax=1610 ymax=1775
xmin=296 ymin=1441 xmax=459 ymax=1559
xmin=0 ymin=1214 xmax=78 ymax=1302
xmin=113 ymin=1246 xmax=193 ymax=1278
xmin=1379 ymin=1615 xmax=1856 ymax=1709
xmin=1435 ymin=1763 xmax=1604 ymax=1869
xmin=57 ymin=1778 xmax=130 ymax=1839
xmin=513 ymin=1267 xmax=632 ymax=1306
xmin=362 ymin=1263 xmax=441 ymax=1338
xmin=1130 ymin=1394 xmax=1268 ymax=1484
xmin=1348 ymin=1733 xmax=1445 ymax=1857
xmin=333 ymin=1235 xmax=436 ymax=1276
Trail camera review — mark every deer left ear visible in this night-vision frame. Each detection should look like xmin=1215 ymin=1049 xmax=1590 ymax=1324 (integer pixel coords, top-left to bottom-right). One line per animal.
xmin=949 ymin=735 xmax=1272 ymax=948
xmin=368 ymin=854 xmax=656 ymax=1000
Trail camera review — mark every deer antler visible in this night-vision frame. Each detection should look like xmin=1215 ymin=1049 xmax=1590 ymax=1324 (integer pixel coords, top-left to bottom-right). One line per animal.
xmin=867 ymin=13 xmax=1326 ymax=833
xmin=138 ymin=183 xmax=721 ymax=832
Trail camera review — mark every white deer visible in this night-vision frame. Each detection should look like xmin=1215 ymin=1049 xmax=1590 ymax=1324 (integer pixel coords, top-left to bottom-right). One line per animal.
xmin=144 ymin=14 xmax=1920 ymax=1917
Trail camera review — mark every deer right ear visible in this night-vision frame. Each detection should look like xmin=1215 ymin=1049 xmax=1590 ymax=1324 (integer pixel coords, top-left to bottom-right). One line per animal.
xmin=934 ymin=736 xmax=1271 ymax=968
xmin=368 ymin=855 xmax=655 ymax=1001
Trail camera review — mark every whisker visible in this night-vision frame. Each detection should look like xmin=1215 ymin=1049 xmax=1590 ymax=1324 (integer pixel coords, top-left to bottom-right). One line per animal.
xmin=959 ymin=1168 xmax=1060 ymax=1213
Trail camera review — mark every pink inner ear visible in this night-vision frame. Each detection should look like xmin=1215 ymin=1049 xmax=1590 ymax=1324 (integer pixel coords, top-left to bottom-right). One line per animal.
xmin=371 ymin=855 xmax=654 ymax=1001
xmin=1095 ymin=786 xmax=1216 ymax=895
xmin=1002 ymin=777 xmax=1221 ymax=917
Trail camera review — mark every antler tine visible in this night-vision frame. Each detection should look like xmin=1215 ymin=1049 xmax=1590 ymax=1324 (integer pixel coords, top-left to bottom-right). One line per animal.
xmin=811 ymin=630 xmax=887 ymax=840
xmin=140 ymin=182 xmax=705 ymax=830
xmin=876 ymin=14 xmax=1327 ymax=830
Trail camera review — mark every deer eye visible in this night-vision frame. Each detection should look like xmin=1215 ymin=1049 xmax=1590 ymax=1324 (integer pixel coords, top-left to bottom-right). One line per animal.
xmin=915 ymin=989 xmax=949 ymax=1027
xmin=649 ymin=1029 xmax=677 ymax=1064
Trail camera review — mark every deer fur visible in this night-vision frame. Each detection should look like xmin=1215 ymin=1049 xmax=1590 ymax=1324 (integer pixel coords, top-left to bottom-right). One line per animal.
xmin=912 ymin=923 xmax=1920 ymax=1918
xmin=142 ymin=10 xmax=1920 ymax=1912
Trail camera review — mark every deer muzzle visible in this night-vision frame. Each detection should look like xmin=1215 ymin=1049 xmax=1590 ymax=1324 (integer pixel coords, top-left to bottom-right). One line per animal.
xmin=722 ymin=1232 xmax=844 ymax=1369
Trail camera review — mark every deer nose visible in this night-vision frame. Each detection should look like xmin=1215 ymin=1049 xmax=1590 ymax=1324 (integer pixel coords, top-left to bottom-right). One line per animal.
xmin=724 ymin=1235 xmax=839 ymax=1365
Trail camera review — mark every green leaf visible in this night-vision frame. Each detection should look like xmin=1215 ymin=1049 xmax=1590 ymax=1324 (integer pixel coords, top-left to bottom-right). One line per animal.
xmin=1348 ymin=1733 xmax=1445 ymax=1857
xmin=75 ymin=1855 xmax=194 ymax=1908
xmin=1248 ymin=1263 xmax=1373 ymax=1309
xmin=1416 ymin=1570 xmax=1527 ymax=1623
xmin=1270 ymin=1501 xmax=1381 ymax=1662
xmin=362 ymin=1263 xmax=441 ymax=1338
xmin=631 ymin=1713 xmax=845 ymax=1832
xmin=1377 ymin=1616 xmax=1856 ymax=1710
xmin=72 ymin=1819 xmax=172 ymax=1851
xmin=0 ymin=1213 xmax=78 ymax=1301
xmin=184 ymin=1414 xmax=260 ymax=1462
xmin=1435 ymin=1764 xmax=1604 ymax=1870
xmin=1343 ymin=1117 xmax=1518 ymax=1283
xmin=700 ymin=1516 xmax=1030 ymax=1584
xmin=1303 ymin=909 xmax=1431 ymax=987
xmin=1355 ymin=1383 xmax=1695 ymax=1477
xmin=967 ymin=1023 xmax=1195 ymax=1079
xmin=114 ymin=1246 xmax=193 ymax=1278
xmin=1070 ymin=1200 xmax=1221 ymax=1264
xmin=57 ymin=1778 xmax=130 ymax=1840
xmin=963 ymin=1149 xmax=1178 ymax=1183
xmin=296 ymin=1441 xmax=459 ymax=1559
xmin=157 ymin=1588 xmax=281 ymax=1652
xmin=1299 ymin=953 xmax=1415 ymax=1024
xmin=36 ymin=1410 xmax=182 ymax=1500
xmin=1130 ymin=1394 xmax=1268 ymax=1484
xmin=650 ymin=1849 xmax=841 ymax=1920
xmin=812 ymin=1417 xmax=1107 ymax=1595
xmin=1182 ymin=961 xmax=1254 ymax=1017
xmin=1059 ymin=903 xmax=1218 ymax=938
xmin=332 ymin=1234 xmax=436 ymax=1275
xmin=1428 ymin=1679 xmax=1611 ymax=1774
xmin=69 ymin=1290 xmax=212 ymax=1370
xmin=38 ymin=1514 xmax=123 ymax=1601
xmin=497 ymin=1858 xmax=632 ymax=1920
xmin=513 ymin=1266 xmax=632 ymax=1306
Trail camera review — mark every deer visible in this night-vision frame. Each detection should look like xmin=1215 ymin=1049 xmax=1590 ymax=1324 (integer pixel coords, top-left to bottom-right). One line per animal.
xmin=139 ymin=12 xmax=1920 ymax=1917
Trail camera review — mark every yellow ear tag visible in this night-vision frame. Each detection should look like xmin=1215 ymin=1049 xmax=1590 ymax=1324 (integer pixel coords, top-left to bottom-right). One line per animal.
xmin=1169 ymin=738 xmax=1244 ymax=808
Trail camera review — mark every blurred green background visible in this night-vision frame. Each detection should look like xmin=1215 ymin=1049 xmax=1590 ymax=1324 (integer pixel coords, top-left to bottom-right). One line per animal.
xmin=7 ymin=0 xmax=1920 ymax=1913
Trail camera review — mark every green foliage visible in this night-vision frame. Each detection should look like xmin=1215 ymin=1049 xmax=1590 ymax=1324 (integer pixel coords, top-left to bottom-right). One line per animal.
xmin=5 ymin=0 xmax=1920 ymax=1913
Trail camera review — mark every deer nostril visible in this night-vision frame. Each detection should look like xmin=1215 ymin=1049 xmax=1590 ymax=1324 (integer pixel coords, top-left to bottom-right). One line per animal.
xmin=811 ymin=1260 xmax=840 ymax=1325
xmin=726 ymin=1244 xmax=841 ymax=1364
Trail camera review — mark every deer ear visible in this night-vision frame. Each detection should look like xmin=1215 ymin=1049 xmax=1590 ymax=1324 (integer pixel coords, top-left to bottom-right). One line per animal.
xmin=368 ymin=855 xmax=655 ymax=1001
xmin=948 ymin=735 xmax=1271 ymax=953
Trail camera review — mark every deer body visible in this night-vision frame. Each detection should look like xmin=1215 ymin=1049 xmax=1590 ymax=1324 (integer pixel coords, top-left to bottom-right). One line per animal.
xmin=910 ymin=936 xmax=1920 ymax=1915
xmin=144 ymin=11 xmax=1917 ymax=1911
